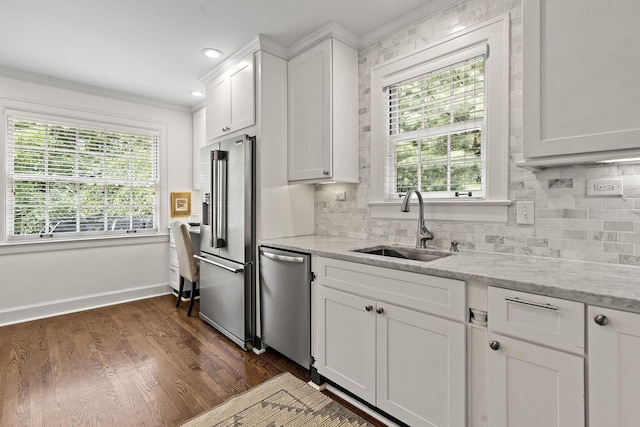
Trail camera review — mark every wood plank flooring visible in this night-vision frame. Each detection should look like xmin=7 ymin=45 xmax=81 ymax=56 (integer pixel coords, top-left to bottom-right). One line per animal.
xmin=0 ymin=295 xmax=386 ymax=427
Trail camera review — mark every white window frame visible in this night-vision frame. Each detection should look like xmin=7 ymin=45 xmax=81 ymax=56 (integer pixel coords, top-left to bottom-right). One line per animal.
xmin=3 ymin=107 xmax=163 ymax=244
xmin=370 ymin=15 xmax=511 ymax=222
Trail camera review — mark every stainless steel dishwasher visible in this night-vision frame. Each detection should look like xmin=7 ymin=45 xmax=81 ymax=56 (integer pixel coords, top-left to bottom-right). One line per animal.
xmin=258 ymin=246 xmax=311 ymax=369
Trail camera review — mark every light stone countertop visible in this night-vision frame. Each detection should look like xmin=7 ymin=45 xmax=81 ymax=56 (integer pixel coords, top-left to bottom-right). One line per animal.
xmin=259 ymin=235 xmax=640 ymax=314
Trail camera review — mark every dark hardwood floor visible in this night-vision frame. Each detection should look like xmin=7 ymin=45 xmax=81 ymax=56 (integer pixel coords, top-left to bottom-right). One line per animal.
xmin=0 ymin=295 xmax=386 ymax=427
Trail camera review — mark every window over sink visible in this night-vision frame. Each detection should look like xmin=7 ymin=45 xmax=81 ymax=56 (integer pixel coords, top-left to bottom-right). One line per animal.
xmin=385 ymin=52 xmax=486 ymax=199
xmin=369 ymin=15 xmax=511 ymax=222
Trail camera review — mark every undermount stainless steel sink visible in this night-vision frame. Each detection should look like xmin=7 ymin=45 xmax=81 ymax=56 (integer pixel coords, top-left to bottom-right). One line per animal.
xmin=352 ymin=245 xmax=451 ymax=262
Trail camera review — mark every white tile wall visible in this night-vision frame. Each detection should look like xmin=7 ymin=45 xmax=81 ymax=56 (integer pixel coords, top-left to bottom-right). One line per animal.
xmin=314 ymin=0 xmax=640 ymax=266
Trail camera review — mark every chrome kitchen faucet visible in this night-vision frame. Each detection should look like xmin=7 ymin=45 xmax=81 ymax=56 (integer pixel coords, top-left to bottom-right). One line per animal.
xmin=401 ymin=188 xmax=434 ymax=249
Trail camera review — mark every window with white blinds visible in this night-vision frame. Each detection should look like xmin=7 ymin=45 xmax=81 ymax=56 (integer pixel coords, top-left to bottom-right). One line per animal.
xmin=6 ymin=113 xmax=159 ymax=240
xmin=385 ymin=55 xmax=486 ymax=199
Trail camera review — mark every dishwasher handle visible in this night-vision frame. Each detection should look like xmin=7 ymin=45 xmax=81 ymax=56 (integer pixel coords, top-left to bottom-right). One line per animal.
xmin=194 ymin=255 xmax=244 ymax=273
xmin=260 ymin=250 xmax=305 ymax=264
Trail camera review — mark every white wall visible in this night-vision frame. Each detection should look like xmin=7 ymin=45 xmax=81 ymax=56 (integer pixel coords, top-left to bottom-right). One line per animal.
xmin=0 ymin=75 xmax=194 ymax=325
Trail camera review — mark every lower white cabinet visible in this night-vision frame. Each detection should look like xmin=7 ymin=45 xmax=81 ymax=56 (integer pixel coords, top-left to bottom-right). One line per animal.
xmin=314 ymin=261 xmax=466 ymax=427
xmin=169 ymin=234 xmax=180 ymax=292
xmin=486 ymin=287 xmax=585 ymax=427
xmin=588 ymin=306 xmax=640 ymax=427
xmin=486 ymin=333 xmax=584 ymax=427
xmin=315 ymin=285 xmax=376 ymax=403
xmin=376 ymin=300 xmax=465 ymax=427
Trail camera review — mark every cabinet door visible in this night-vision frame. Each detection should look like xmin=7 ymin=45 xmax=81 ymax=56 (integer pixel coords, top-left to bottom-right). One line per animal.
xmin=487 ymin=333 xmax=584 ymax=427
xmin=588 ymin=306 xmax=640 ymax=427
xmin=523 ymin=0 xmax=640 ymax=158
xmin=377 ymin=303 xmax=465 ymax=427
xmin=228 ymin=58 xmax=255 ymax=133
xmin=288 ymin=39 xmax=332 ymax=181
xmin=315 ymin=285 xmax=376 ymax=404
xmin=206 ymin=77 xmax=229 ymax=140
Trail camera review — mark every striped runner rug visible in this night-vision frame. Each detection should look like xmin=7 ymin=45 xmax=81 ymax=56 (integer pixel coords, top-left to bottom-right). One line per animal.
xmin=180 ymin=372 xmax=374 ymax=426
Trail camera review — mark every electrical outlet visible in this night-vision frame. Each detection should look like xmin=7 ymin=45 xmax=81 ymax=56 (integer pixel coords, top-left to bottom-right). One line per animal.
xmin=586 ymin=178 xmax=623 ymax=196
xmin=516 ymin=201 xmax=535 ymax=225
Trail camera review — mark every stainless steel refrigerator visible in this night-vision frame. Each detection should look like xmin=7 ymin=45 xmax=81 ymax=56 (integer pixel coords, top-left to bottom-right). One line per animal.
xmin=195 ymin=134 xmax=255 ymax=350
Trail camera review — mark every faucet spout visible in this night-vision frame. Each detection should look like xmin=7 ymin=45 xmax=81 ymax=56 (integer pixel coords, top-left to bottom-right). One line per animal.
xmin=401 ymin=188 xmax=434 ymax=248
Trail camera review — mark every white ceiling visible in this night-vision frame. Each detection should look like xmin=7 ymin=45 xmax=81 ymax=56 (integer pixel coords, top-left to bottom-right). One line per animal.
xmin=0 ymin=0 xmax=445 ymax=109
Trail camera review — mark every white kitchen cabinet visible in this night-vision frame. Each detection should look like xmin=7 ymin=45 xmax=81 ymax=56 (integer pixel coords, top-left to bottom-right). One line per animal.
xmin=376 ymin=301 xmax=465 ymax=427
xmin=521 ymin=0 xmax=640 ymax=166
xmin=315 ymin=285 xmax=376 ymax=403
xmin=486 ymin=333 xmax=584 ymax=427
xmin=486 ymin=287 xmax=585 ymax=427
xmin=205 ymin=53 xmax=255 ymax=141
xmin=287 ymin=38 xmax=358 ymax=183
xmin=588 ymin=306 xmax=640 ymax=427
xmin=314 ymin=257 xmax=466 ymax=427
xmin=192 ymin=107 xmax=206 ymax=190
xmin=169 ymin=236 xmax=180 ymax=292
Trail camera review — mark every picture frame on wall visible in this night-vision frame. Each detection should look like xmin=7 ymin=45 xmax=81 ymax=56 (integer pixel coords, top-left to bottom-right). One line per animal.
xmin=171 ymin=192 xmax=191 ymax=217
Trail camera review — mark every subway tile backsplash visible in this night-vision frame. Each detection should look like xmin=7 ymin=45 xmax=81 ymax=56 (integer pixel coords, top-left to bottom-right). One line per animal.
xmin=314 ymin=0 xmax=640 ymax=266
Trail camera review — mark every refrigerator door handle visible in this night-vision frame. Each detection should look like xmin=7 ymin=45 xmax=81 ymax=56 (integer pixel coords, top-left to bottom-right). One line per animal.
xmin=211 ymin=150 xmax=226 ymax=248
xmin=194 ymin=255 xmax=244 ymax=273
xmin=260 ymin=250 xmax=305 ymax=264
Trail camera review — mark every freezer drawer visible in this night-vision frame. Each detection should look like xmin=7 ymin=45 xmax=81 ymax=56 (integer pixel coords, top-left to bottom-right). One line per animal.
xmin=196 ymin=252 xmax=253 ymax=349
xmin=259 ymin=246 xmax=311 ymax=368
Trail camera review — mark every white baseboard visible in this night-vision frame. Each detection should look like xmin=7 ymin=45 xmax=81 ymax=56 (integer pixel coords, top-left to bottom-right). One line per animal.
xmin=0 ymin=283 xmax=173 ymax=327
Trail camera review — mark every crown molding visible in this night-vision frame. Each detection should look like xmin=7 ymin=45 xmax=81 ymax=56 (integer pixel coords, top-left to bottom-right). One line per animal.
xmin=287 ymin=22 xmax=360 ymax=58
xmin=0 ymin=66 xmax=191 ymax=113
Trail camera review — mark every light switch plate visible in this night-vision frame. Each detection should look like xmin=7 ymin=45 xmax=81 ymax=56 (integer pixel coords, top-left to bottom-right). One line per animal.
xmin=516 ymin=201 xmax=535 ymax=225
xmin=586 ymin=178 xmax=623 ymax=196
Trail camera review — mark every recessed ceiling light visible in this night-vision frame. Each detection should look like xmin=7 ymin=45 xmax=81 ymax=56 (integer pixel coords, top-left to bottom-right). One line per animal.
xmin=201 ymin=48 xmax=223 ymax=59
xmin=190 ymin=90 xmax=204 ymax=97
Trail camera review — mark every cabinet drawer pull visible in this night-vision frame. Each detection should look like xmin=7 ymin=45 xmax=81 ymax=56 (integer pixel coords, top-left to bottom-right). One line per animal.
xmin=365 ymin=305 xmax=373 ymax=312
xmin=505 ymin=296 xmax=558 ymax=311
xmin=489 ymin=340 xmax=501 ymax=351
xmin=376 ymin=307 xmax=384 ymax=314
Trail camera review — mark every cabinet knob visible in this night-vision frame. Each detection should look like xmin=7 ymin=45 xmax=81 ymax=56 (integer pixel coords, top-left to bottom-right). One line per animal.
xmin=322 ymin=170 xmax=330 ymax=176
xmin=365 ymin=305 xmax=373 ymax=312
xmin=594 ymin=314 xmax=609 ymax=326
xmin=489 ymin=340 xmax=501 ymax=351
xmin=376 ymin=307 xmax=384 ymax=314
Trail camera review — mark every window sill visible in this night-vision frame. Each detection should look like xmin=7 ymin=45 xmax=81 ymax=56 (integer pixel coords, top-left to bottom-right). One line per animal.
xmin=0 ymin=233 xmax=169 ymax=256
xmin=368 ymin=199 xmax=511 ymax=223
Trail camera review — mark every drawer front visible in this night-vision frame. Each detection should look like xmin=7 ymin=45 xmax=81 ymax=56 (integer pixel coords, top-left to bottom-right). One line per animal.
xmin=169 ymin=246 xmax=179 ymax=267
xmin=488 ymin=287 xmax=584 ymax=354
xmin=169 ymin=265 xmax=180 ymax=290
xmin=316 ymin=257 xmax=466 ymax=321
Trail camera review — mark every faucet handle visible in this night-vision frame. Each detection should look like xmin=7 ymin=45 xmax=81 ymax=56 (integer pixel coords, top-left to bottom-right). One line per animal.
xmin=450 ymin=240 xmax=465 ymax=252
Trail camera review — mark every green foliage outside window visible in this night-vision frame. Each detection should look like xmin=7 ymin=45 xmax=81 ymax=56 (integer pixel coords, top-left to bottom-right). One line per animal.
xmin=9 ymin=118 xmax=158 ymax=237
xmin=387 ymin=57 xmax=485 ymax=197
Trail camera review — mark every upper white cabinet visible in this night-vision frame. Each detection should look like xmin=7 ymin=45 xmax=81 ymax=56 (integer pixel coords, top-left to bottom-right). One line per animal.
xmin=521 ymin=0 xmax=640 ymax=166
xmin=205 ymin=53 xmax=255 ymax=141
xmin=588 ymin=306 xmax=640 ymax=427
xmin=287 ymin=38 xmax=358 ymax=183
